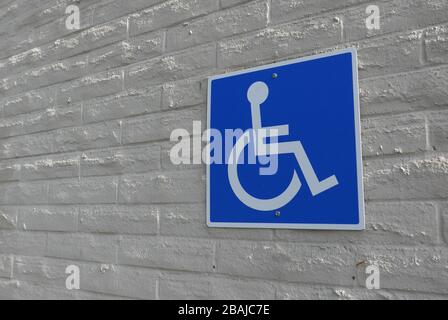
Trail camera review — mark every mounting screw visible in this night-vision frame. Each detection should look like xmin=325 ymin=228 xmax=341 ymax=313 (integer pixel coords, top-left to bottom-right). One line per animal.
xmin=275 ymin=211 xmax=281 ymax=217
xmin=272 ymin=73 xmax=278 ymax=79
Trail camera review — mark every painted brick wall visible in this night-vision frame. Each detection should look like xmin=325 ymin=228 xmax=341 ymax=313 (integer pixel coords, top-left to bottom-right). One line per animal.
xmin=0 ymin=0 xmax=447 ymax=299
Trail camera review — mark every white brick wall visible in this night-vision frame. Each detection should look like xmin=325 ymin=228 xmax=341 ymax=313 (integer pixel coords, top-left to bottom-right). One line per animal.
xmin=0 ymin=0 xmax=447 ymax=299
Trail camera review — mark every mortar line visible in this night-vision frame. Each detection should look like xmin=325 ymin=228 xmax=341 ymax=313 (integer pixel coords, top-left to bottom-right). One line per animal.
xmin=424 ymin=113 xmax=431 ymax=151
xmin=437 ymin=203 xmax=446 ymax=245
xmin=155 ymin=278 xmax=160 ymax=300
xmin=266 ymin=0 xmax=272 ymax=26
xmin=420 ymin=29 xmax=428 ymax=66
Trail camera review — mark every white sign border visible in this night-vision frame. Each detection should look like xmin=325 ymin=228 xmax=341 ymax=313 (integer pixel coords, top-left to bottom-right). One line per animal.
xmin=206 ymin=48 xmax=365 ymax=231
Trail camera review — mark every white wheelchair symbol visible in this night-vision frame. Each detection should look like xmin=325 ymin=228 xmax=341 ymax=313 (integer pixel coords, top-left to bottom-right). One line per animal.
xmin=228 ymin=81 xmax=339 ymax=211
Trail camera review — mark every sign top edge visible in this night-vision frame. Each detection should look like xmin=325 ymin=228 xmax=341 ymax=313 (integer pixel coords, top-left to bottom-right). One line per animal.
xmin=208 ymin=47 xmax=357 ymax=82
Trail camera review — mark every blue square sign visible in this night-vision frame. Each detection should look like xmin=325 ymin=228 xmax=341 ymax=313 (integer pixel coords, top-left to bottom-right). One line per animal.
xmin=207 ymin=48 xmax=365 ymax=230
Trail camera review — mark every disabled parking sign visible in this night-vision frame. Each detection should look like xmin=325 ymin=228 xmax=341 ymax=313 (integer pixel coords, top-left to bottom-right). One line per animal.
xmin=207 ymin=48 xmax=365 ymax=230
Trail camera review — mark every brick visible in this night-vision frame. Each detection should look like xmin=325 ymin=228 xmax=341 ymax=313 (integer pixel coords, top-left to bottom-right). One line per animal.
xmin=218 ymin=16 xmax=342 ymax=68
xmin=359 ymin=65 xmax=448 ymax=116
xmin=18 ymin=206 xmax=78 ymax=232
xmin=56 ymin=70 xmax=123 ymax=106
xmin=0 ymin=255 xmax=12 ymax=279
xmin=0 ymin=0 xmax=30 ymax=34
xmin=12 ymin=255 xmax=82 ymax=290
xmin=425 ymin=23 xmax=448 ymax=64
xmin=83 ymin=263 xmax=158 ymax=299
xmin=122 ymin=105 xmax=204 ymax=144
xmin=0 ymin=207 xmax=17 ymax=230
xmin=364 ymin=154 xmax=448 ymax=200
xmin=275 ymin=202 xmax=439 ymax=245
xmin=0 ymin=181 xmax=48 ymax=205
xmin=159 ymin=203 xmax=274 ymax=240
xmin=114 ymin=266 xmax=158 ymax=299
xmin=356 ymin=30 xmax=422 ymax=78
xmin=87 ymin=31 xmax=165 ymax=74
xmin=92 ymin=0 xmax=165 ymax=25
xmin=86 ymin=43 xmax=128 ymax=75
xmin=118 ymin=169 xmax=205 ymax=204
xmin=0 ymin=104 xmax=81 ymax=139
xmin=82 ymin=86 xmax=162 ymax=124
xmin=125 ymin=44 xmax=216 ymax=90
xmin=216 ymin=240 xmax=357 ymax=285
xmin=166 ymin=0 xmax=267 ymax=51
xmin=275 ymin=284 xmax=377 ymax=299
xmin=48 ymin=176 xmax=117 ymax=204
xmin=361 ymin=113 xmax=427 ymax=157
xmin=129 ymin=0 xmax=219 ymax=37
xmin=19 ymin=55 xmax=88 ymax=92
xmin=0 ymin=161 xmax=20 ymax=182
xmin=0 ymin=231 xmax=47 ymax=256
xmin=52 ymin=121 xmax=121 ymax=154
xmin=20 ymin=17 xmax=128 ymax=71
xmin=77 ymin=262 xmax=120 ymax=296
xmin=77 ymin=262 xmax=158 ymax=299
xmin=73 ymin=17 xmax=127 ymax=53
xmin=78 ymin=205 xmax=158 ymax=235
xmin=160 ymin=140 xmax=204 ymax=171
xmin=0 ymin=131 xmax=54 ymax=159
xmin=20 ymin=153 xmax=80 ymax=181
xmin=159 ymin=273 xmax=276 ymax=299
xmin=80 ymin=145 xmax=161 ymax=177
xmin=46 ymin=233 xmax=118 ymax=263
xmin=275 ymin=283 xmax=448 ymax=300
xmin=0 ymin=86 xmax=55 ymax=117
xmin=354 ymin=246 xmax=448 ymax=294
xmin=118 ymin=235 xmax=214 ymax=272
xmin=0 ymin=75 xmax=20 ymax=97
xmin=0 ymin=47 xmax=45 ymax=79
xmin=161 ymin=76 xmax=206 ymax=110
xmin=427 ymin=110 xmax=448 ymax=152
xmin=271 ymin=0 xmax=371 ymax=24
